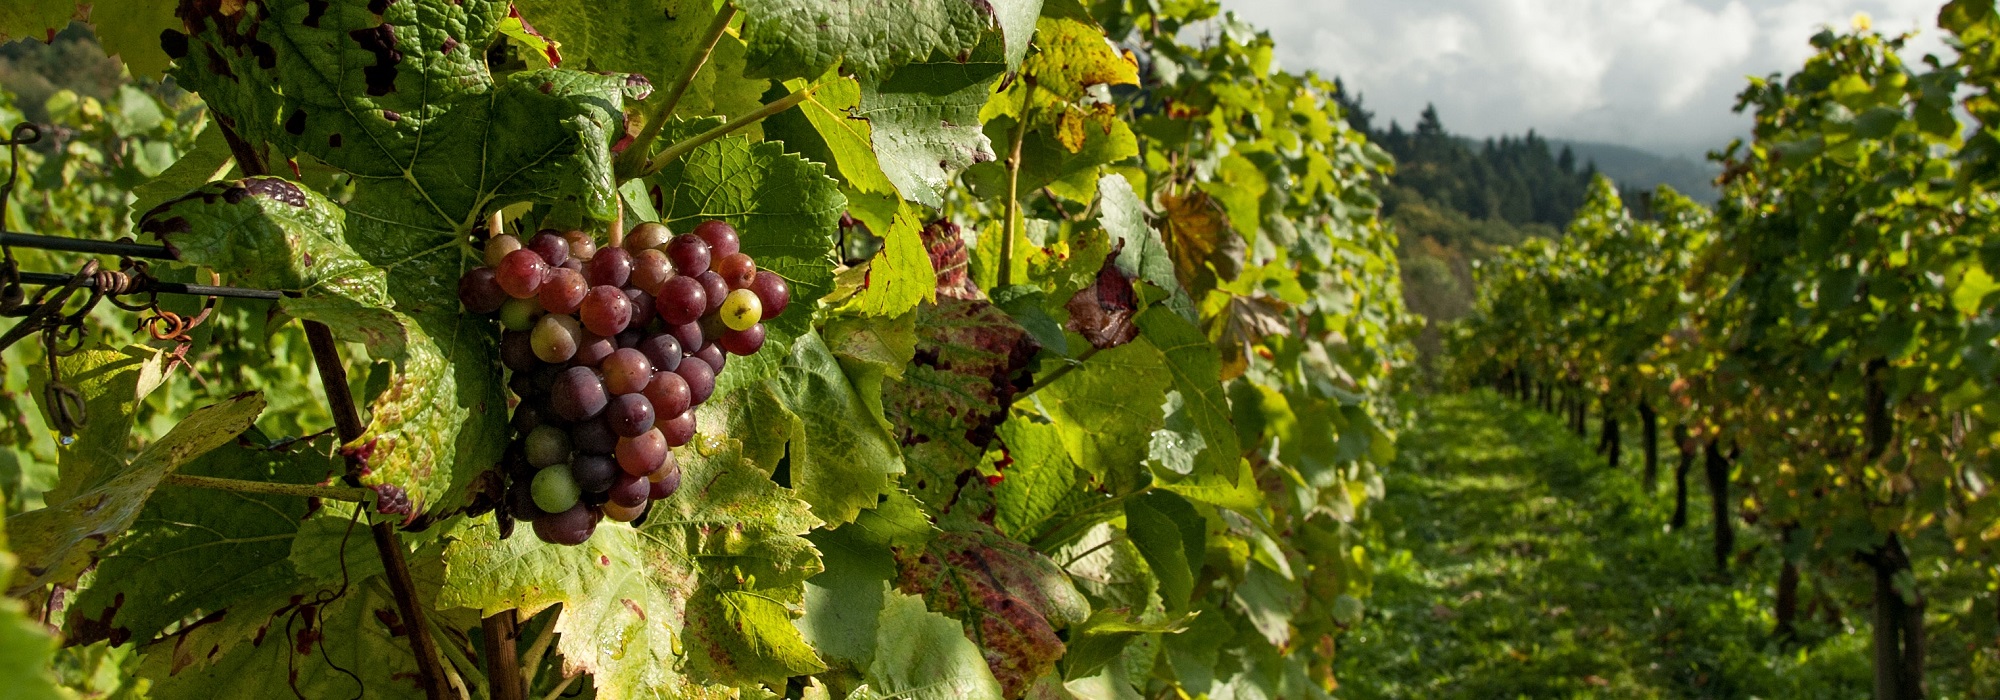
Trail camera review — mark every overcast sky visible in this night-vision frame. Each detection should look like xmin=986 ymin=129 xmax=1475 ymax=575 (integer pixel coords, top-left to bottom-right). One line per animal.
xmin=1215 ymin=0 xmax=1954 ymax=157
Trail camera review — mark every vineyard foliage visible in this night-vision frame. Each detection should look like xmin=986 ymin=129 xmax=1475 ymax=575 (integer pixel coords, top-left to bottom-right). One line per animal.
xmin=1454 ymin=3 xmax=2000 ymax=694
xmin=0 ymin=1 xmax=1412 ymax=698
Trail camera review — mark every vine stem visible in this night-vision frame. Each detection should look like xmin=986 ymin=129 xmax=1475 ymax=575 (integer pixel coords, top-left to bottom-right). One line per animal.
xmin=618 ymin=4 xmax=738 ymax=177
xmin=998 ymin=104 xmax=1031 ymax=288
xmin=643 ymin=86 xmax=815 ymax=176
xmin=217 ymin=116 xmax=452 ymax=699
xmin=539 ymin=675 xmax=578 ymax=700
xmin=483 ymin=611 xmax=525 ymax=700
xmin=1015 ymin=346 xmax=1101 ymax=402
xmin=518 ymin=606 xmax=561 ymax=691
xmin=160 ymin=473 xmax=374 ymax=502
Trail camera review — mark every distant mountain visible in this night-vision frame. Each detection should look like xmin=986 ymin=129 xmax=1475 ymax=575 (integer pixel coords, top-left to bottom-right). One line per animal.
xmin=1550 ymin=139 xmax=1721 ymax=203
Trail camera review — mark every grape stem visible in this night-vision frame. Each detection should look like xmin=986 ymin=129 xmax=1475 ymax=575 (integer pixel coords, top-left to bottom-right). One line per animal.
xmin=160 ymin=473 xmax=376 ymax=502
xmin=619 ymin=3 xmax=739 ymax=178
xmin=539 ymin=675 xmax=578 ymax=700
xmin=642 ymin=86 xmax=817 ymax=177
xmin=518 ymin=606 xmax=562 ymax=691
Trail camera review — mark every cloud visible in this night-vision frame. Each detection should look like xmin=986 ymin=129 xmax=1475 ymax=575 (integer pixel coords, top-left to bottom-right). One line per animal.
xmin=1215 ymin=0 xmax=1951 ymax=156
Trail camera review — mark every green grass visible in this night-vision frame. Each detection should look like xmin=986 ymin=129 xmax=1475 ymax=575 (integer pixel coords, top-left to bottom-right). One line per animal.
xmin=1333 ymin=391 xmax=1876 ymax=699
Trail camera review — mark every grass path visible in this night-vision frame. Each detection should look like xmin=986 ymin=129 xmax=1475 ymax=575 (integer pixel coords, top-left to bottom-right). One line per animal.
xmin=1332 ymin=391 xmax=1872 ymax=699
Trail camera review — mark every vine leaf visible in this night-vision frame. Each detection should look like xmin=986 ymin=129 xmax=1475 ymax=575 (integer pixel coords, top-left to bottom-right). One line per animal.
xmin=867 ymin=591 xmax=1007 ymax=700
xmin=733 ymin=0 xmax=1002 ymax=82
xmin=882 ymin=299 xmax=1039 ymax=519
xmin=6 ymin=393 xmax=265 ymax=596
xmin=65 ymin=436 xmax=342 ymax=648
xmin=1035 ymin=339 xmax=1169 ymax=486
xmin=1064 ymin=244 xmax=1140 ymax=350
xmin=967 ymin=16 xmax=1140 ymax=203
xmin=1136 ymin=308 xmax=1240 ymax=478
xmin=1159 ymin=190 xmax=1246 ymax=297
xmin=511 ymin=0 xmax=768 ymax=119
xmin=0 ymin=492 xmax=61 ymax=699
xmin=894 ymin=523 xmax=1090 ymax=699
xmin=440 ymin=438 xmax=822 ymax=698
xmin=843 ymin=191 xmax=939 ymax=317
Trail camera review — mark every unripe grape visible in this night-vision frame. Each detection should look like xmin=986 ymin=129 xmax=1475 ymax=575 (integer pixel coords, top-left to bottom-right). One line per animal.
xmin=563 ymin=229 xmax=597 ymax=261
xmin=531 ymin=315 xmax=583 ymax=363
xmin=459 ymin=268 xmax=508 ymax=314
xmin=667 ymin=234 xmax=712 ymax=275
xmin=656 ymin=277 xmax=707 ymax=326
xmin=692 ymin=220 xmax=741 ymax=259
xmin=630 ymin=249 xmax=673 ymax=295
xmin=532 ymin=503 xmax=599 ymax=546
xmin=496 ymin=249 xmax=549 ymax=299
xmin=528 ymin=230 xmax=570 ymax=267
xmin=550 ymin=367 xmax=609 ymax=421
xmin=626 ymin=221 xmax=672 ymax=252
xmin=525 ymin=424 xmax=572 ymax=467
xmin=609 ymin=473 xmax=649 ymax=508
xmin=538 ymin=267 xmax=588 ymax=315
xmin=531 ymin=465 xmax=582 ymax=513
xmin=720 ymin=289 xmax=762 ymax=331
xmin=749 ymin=271 xmax=790 ymax=320
xmin=484 ymin=233 xmax=523 ymax=268
xmin=586 ymin=247 xmax=634 ymax=288
xmin=718 ymin=324 xmax=766 ymax=356
xmin=499 ymin=297 xmax=542 ymax=332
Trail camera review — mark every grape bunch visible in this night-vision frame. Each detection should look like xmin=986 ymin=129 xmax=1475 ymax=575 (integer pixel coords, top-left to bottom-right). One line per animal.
xmin=458 ymin=220 xmax=791 ymax=546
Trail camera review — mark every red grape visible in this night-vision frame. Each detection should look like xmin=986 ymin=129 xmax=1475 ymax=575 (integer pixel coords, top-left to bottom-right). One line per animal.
xmin=563 ymin=229 xmax=597 ymax=261
xmin=626 ymin=288 xmax=657 ymax=328
xmin=550 ymin=367 xmax=609 ymax=421
xmin=694 ymin=343 xmax=727 ymax=373
xmin=667 ymin=234 xmax=712 ymax=275
xmin=602 ymin=348 xmax=653 ymax=395
xmin=573 ymin=333 xmax=616 ymax=367
xmin=656 ymin=277 xmax=707 ymax=326
xmin=749 ymin=271 xmax=789 ymax=320
xmin=538 ymin=267 xmax=588 ymax=315
xmin=647 ymin=458 xmax=682 ymax=500
xmin=718 ymin=324 xmax=766 ymax=356
xmin=696 ymin=271 xmax=728 ymax=314
xmin=630 ymin=249 xmax=673 ymax=295
xmin=668 ymin=322 xmax=705 ymax=354
xmin=609 ymin=473 xmax=649 ymax=508
xmin=693 ymin=220 xmax=740 ymax=259
xmin=637 ymin=334 xmax=682 ymax=373
xmin=459 ymin=268 xmax=508 ymax=313
xmin=626 ymin=222 xmax=672 ymax=252
xmin=528 ymin=230 xmax=570 ymax=267
xmin=586 ymin=247 xmax=634 ymax=288
xmin=641 ymin=370 xmax=691 ymax=419
xmin=714 ymin=253 xmax=756 ymax=289
xmin=616 ymin=428 xmax=668 ymax=476
xmin=674 ymin=357 xmax=716 ymax=405
xmin=580 ymin=285 xmax=633 ymax=336
xmin=496 ymin=249 xmax=550 ymax=299
xmin=661 ymin=411 xmax=697 ymax=447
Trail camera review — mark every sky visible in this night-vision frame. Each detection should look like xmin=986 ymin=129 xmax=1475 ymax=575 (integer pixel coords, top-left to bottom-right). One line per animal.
xmin=1215 ymin=0 xmax=1955 ymax=158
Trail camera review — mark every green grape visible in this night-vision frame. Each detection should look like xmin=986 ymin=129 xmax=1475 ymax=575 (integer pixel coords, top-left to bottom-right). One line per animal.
xmin=531 ymin=465 xmax=582 ymax=513
xmin=720 ymin=288 xmax=762 ymax=332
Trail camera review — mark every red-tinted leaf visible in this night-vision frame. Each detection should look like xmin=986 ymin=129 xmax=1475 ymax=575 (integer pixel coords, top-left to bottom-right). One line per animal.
xmin=1063 ymin=242 xmax=1139 ymax=349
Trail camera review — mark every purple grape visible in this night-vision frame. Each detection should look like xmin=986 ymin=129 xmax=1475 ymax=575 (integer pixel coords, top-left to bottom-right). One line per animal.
xmin=528 ymin=230 xmax=571 ymax=267
xmin=605 ymin=393 xmax=657 ymax=438
xmin=675 ymin=356 xmax=715 ymax=405
xmin=616 ymin=428 xmax=668 ymax=476
xmin=647 ymin=458 xmax=682 ymax=500
xmin=570 ymin=454 xmax=620 ymax=493
xmin=586 ymin=247 xmax=634 ymax=287
xmin=572 ymin=419 xmax=618 ymax=455
xmin=661 ymin=411 xmax=697 ymax=447
xmin=581 ymin=286 xmax=633 ymax=337
xmin=550 ymin=367 xmax=608 ymax=421
xmin=625 ymin=288 xmax=657 ymax=328
xmin=496 ymin=249 xmax=549 ymax=299
xmin=668 ymin=322 xmax=705 ymax=354
xmin=718 ymin=324 xmax=766 ymax=356
xmin=532 ymin=503 xmax=599 ymax=546
xmin=510 ymin=403 xmax=545 ymax=433
xmin=638 ymin=334 xmax=683 ymax=373
xmin=610 ymin=473 xmax=650 ymax=508
xmin=573 ymin=333 xmax=616 ymax=368
xmin=631 ymin=249 xmax=673 ymax=295
xmin=641 ymin=370 xmax=691 ymax=420
xmin=602 ymin=348 xmax=653 ymax=395
xmin=656 ymin=277 xmax=707 ymax=326
xmin=459 ymin=268 xmax=508 ymax=314
xmin=667 ymin=234 xmax=712 ymax=275
xmin=749 ymin=271 xmax=789 ymax=320
xmin=692 ymin=220 xmax=741 ymax=259
xmin=563 ymin=230 xmax=597 ymax=261
xmin=538 ymin=267 xmax=588 ymax=315
xmin=508 ymin=481 xmax=547 ymax=520
xmin=500 ymin=331 xmax=538 ymax=372
xmin=694 ymin=343 xmax=726 ymax=373
xmin=696 ymin=271 xmax=728 ymax=315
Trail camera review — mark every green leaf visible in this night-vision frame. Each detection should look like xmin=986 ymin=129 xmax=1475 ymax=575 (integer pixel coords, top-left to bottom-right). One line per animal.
xmin=1062 ymin=609 xmax=1193 ymax=682
xmin=440 ymin=438 xmax=821 ymax=698
xmin=87 ymin=0 xmax=181 ymax=77
xmin=791 ymin=76 xmax=901 ymax=196
xmin=825 ymin=309 xmax=919 ymax=430
xmin=1034 ymin=340 xmax=1168 ymax=484
xmin=512 ymin=0 xmax=769 ymax=118
xmin=31 ymin=346 xmax=166 ymax=507
xmin=686 ymin=587 xmax=829 ymax=688
xmin=1096 ymin=174 xmax=1188 ymax=313
xmin=797 ymin=525 xmax=896 ymax=667
xmin=1135 ymin=308 xmax=1239 ymax=477
xmin=144 ymin=179 xmax=390 ymax=306
xmin=65 ymin=436 xmax=340 ymax=647
xmin=7 ymin=393 xmax=265 ymax=595
xmin=130 ymin=125 xmax=236 ymax=223
xmin=865 ymin=591 xmax=1006 ymax=700
xmin=0 ymin=492 xmax=62 ymax=700
xmin=0 ymin=2 xmax=70 ymax=45
xmin=1125 ymin=492 xmax=1200 ymax=610
xmin=991 ymin=410 xmax=1078 ymax=539
xmin=843 ymin=191 xmax=939 ymax=316
xmin=734 ymin=0 xmax=996 ymax=81
xmin=858 ymin=53 xmax=1006 ymax=207
xmin=716 ymin=332 xmax=905 ymax=526
xmin=1230 ymin=561 xmax=1299 ymax=648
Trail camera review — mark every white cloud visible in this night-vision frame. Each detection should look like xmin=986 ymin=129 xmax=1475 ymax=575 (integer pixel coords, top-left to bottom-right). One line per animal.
xmin=1215 ymin=0 xmax=1953 ymax=156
